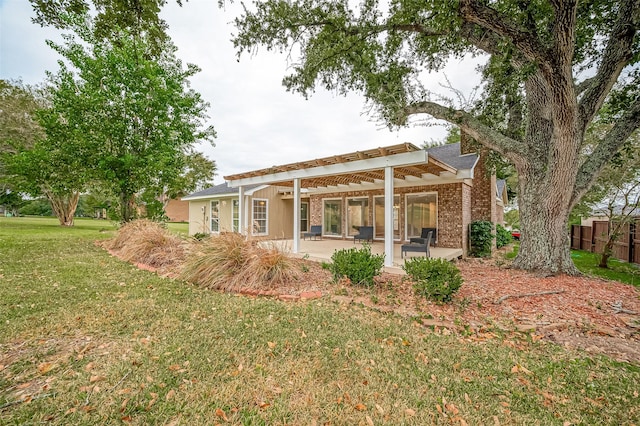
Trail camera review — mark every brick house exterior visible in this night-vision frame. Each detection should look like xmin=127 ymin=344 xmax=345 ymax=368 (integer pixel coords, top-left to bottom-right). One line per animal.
xmin=187 ymin=137 xmax=507 ymax=263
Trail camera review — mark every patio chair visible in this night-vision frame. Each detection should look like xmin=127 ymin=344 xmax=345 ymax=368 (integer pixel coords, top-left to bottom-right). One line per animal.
xmin=410 ymin=227 xmax=437 ymax=246
xmin=303 ymin=225 xmax=322 ymax=240
xmin=353 ymin=226 xmax=374 ymax=243
xmin=401 ymin=231 xmax=432 ymax=259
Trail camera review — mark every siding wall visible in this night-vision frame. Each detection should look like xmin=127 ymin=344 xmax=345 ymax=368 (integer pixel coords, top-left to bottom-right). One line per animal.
xmin=188 ymin=200 xmax=210 ymax=235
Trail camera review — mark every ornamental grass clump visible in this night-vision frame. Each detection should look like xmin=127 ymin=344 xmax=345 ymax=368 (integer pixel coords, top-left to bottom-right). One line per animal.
xmin=402 ymin=257 xmax=463 ymax=303
xmin=107 ymin=219 xmax=185 ymax=268
xmin=328 ymin=244 xmax=384 ymax=287
xmin=180 ymin=233 xmax=299 ymax=291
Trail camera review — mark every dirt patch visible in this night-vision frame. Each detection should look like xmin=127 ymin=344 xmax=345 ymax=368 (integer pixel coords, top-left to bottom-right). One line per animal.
xmin=106 ymin=245 xmax=640 ymax=363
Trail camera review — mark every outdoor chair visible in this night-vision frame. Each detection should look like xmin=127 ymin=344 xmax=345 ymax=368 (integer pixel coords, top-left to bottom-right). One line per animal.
xmin=353 ymin=226 xmax=374 ymax=243
xmin=303 ymin=225 xmax=322 ymax=240
xmin=410 ymin=227 xmax=437 ymax=246
xmin=401 ymin=231 xmax=432 ymax=259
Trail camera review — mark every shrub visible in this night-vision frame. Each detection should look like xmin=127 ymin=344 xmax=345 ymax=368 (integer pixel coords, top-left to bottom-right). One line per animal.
xmin=496 ymin=224 xmax=513 ymax=248
xmin=402 ymin=257 xmax=463 ymax=303
xmin=107 ymin=219 xmax=185 ymax=268
xmin=328 ymin=244 xmax=384 ymax=287
xmin=469 ymin=220 xmax=493 ymax=257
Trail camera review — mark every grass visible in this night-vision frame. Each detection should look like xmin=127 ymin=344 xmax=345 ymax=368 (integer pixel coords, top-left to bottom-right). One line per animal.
xmin=1 ymin=217 xmax=639 ymax=425
xmin=504 ymin=243 xmax=640 ymax=286
xmin=570 ymin=250 xmax=640 ymax=286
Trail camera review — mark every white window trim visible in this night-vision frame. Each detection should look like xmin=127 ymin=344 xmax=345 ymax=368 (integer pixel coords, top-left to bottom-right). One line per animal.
xmin=300 ymin=201 xmax=309 ymax=233
xmin=346 ymin=196 xmax=370 ymax=236
xmin=251 ymin=198 xmax=269 ymax=236
xmin=210 ymin=200 xmax=220 ymax=234
xmin=373 ymin=195 xmax=401 ymax=241
xmin=404 ymin=192 xmax=438 ymax=241
xmin=321 ymin=197 xmax=343 ymax=237
xmin=231 ymin=199 xmax=239 ymax=233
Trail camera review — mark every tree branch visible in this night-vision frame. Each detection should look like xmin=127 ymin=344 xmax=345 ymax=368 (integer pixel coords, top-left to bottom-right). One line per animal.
xmin=459 ymin=0 xmax=550 ymax=73
xmin=578 ymin=0 xmax=638 ymax=129
xmin=401 ymin=100 xmax=526 ymax=163
xmin=573 ymin=96 xmax=640 ymax=204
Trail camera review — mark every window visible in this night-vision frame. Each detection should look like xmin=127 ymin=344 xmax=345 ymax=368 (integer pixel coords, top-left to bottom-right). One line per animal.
xmin=374 ymin=195 xmax=400 ymax=240
xmin=232 ymin=199 xmax=239 ymax=232
xmin=322 ymin=199 xmax=342 ymax=236
xmin=300 ymin=202 xmax=309 ymax=232
xmin=405 ymin=193 xmax=437 ymax=239
xmin=252 ymin=199 xmax=268 ymax=235
xmin=347 ymin=197 xmax=369 ymax=236
xmin=210 ymin=200 xmax=219 ymax=233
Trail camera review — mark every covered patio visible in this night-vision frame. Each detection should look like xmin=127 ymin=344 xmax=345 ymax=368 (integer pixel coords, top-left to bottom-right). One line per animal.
xmin=263 ymin=239 xmax=464 ymax=274
xmin=226 ymin=143 xmax=470 ymax=267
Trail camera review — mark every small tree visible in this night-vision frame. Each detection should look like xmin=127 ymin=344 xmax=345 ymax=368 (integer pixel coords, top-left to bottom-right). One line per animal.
xmin=41 ymin=14 xmax=215 ymax=222
xmin=573 ymin=129 xmax=640 ymax=268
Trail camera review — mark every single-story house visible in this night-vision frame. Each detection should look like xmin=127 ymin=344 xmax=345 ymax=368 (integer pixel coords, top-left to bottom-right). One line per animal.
xmin=183 ymin=133 xmax=505 ymax=267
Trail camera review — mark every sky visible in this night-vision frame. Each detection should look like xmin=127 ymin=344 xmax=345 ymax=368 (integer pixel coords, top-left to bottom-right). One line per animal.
xmin=0 ymin=0 xmax=484 ymax=184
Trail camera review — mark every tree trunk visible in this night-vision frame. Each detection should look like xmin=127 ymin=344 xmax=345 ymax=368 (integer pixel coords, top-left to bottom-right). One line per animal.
xmin=512 ymin=154 xmax=580 ymax=275
xmin=598 ymin=239 xmax=614 ymax=268
xmin=44 ymin=190 xmax=80 ymax=227
xmin=119 ymin=192 xmax=137 ymax=223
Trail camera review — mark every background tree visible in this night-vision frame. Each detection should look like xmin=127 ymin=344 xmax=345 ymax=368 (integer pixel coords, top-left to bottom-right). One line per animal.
xmin=234 ymin=0 xmax=640 ymax=274
xmin=0 ymin=80 xmax=46 ymax=195
xmin=573 ymin=128 xmax=640 ymax=268
xmin=1 ymin=79 xmax=86 ymax=225
xmin=41 ymin=14 xmax=215 ymax=222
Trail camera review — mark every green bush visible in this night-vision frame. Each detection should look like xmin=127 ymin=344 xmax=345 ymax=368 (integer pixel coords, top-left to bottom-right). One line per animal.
xmin=496 ymin=224 xmax=513 ymax=248
xmin=402 ymin=257 xmax=463 ymax=303
xmin=469 ymin=220 xmax=493 ymax=257
xmin=328 ymin=244 xmax=384 ymax=287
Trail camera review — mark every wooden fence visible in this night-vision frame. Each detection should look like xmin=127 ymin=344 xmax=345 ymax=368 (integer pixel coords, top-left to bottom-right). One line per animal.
xmin=571 ymin=218 xmax=639 ymax=264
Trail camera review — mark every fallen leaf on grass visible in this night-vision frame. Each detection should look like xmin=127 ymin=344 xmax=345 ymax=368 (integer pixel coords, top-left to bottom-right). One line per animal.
xmin=168 ymin=364 xmax=181 ymax=371
xmin=0 ymin=364 xmax=5 ymax=371
xmin=354 ymin=403 xmax=366 ymax=411
xmin=215 ymin=408 xmax=229 ymax=422
xmin=366 ymin=415 xmax=374 ymax=425
xmin=146 ymin=393 xmax=158 ymax=411
xmin=375 ymin=403 xmax=384 ymax=414
xmin=405 ymin=408 xmax=416 ymax=416
xmin=166 ymin=389 xmax=176 ymax=401
xmin=121 ymin=415 xmax=132 ymax=422
xmin=38 ymin=362 xmax=55 ymax=374
xmin=90 ymin=375 xmax=105 ymax=383
xmin=267 ymin=342 xmax=276 ymax=349
xmin=84 ymin=362 xmax=95 ymax=372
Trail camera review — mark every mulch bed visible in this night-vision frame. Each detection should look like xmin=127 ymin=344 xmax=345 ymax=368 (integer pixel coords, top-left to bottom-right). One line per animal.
xmin=104 ymin=244 xmax=640 ymax=363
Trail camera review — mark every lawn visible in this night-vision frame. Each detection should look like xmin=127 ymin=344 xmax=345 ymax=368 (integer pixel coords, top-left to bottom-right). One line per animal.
xmin=1 ymin=217 xmax=639 ymax=425
xmin=504 ymin=243 xmax=640 ymax=287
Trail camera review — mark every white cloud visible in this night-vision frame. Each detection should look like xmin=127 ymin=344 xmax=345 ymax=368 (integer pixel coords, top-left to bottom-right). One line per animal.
xmin=1 ymin=0 xmax=484 ymax=183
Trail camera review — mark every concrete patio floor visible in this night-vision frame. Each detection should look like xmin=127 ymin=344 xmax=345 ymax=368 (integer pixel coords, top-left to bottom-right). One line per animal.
xmin=262 ymin=238 xmax=464 ymax=274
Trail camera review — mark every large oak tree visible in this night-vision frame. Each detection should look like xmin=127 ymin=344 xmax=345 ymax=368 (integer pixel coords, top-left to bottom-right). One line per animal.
xmin=234 ymin=0 xmax=640 ymax=274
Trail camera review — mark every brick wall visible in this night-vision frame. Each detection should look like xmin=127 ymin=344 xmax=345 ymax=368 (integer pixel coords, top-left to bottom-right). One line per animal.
xmin=308 ymin=182 xmax=466 ymax=249
xmin=165 ymin=199 xmax=189 ymax=222
xmin=460 ymin=131 xmax=497 ymax=224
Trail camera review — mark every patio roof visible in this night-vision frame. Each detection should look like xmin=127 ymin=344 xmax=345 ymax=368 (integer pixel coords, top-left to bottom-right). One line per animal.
xmin=224 ymin=143 xmax=458 ymax=189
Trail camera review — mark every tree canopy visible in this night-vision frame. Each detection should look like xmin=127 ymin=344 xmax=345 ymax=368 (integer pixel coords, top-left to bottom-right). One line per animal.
xmin=42 ymin=14 xmax=215 ymax=221
xmin=234 ymin=0 xmax=640 ymax=274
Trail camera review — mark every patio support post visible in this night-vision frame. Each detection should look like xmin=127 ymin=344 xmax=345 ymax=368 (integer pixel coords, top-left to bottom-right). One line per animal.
xmin=238 ymin=185 xmax=245 ymax=235
xmin=384 ymin=166 xmax=394 ymax=267
xmin=293 ymin=178 xmax=300 ymax=253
